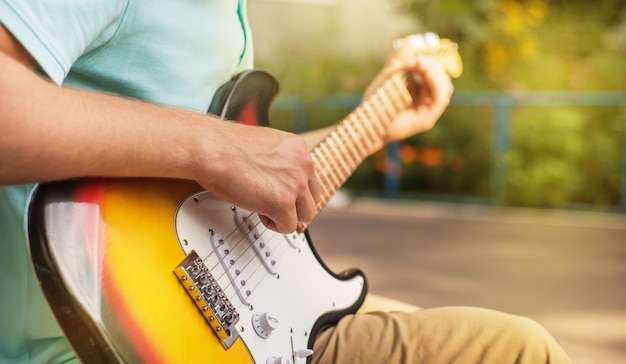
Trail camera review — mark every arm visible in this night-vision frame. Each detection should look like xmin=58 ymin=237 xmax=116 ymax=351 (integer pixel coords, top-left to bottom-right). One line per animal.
xmin=0 ymin=25 xmax=320 ymax=234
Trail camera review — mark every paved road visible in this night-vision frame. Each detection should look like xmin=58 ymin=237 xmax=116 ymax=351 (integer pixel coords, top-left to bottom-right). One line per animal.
xmin=307 ymin=198 xmax=626 ymax=364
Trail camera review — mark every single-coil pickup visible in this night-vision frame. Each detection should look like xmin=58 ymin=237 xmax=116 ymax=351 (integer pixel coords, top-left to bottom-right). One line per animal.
xmin=233 ymin=209 xmax=279 ymax=275
xmin=211 ymin=232 xmax=255 ymax=305
xmin=173 ymin=251 xmax=240 ymax=348
xmin=284 ymin=231 xmax=305 ymax=249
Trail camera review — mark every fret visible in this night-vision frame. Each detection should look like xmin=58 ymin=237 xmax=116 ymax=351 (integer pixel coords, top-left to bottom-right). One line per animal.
xmin=336 ymin=124 xmax=363 ymax=163
xmin=388 ymin=93 xmax=406 ymax=113
xmin=319 ymin=191 xmax=331 ymax=206
xmin=361 ymin=101 xmax=386 ymax=137
xmin=369 ymin=94 xmax=395 ymax=130
xmin=342 ymin=121 xmax=369 ymax=157
xmin=387 ymin=75 xmax=411 ymax=106
xmin=354 ymin=107 xmax=383 ymax=150
xmin=312 ymin=147 xmax=341 ymax=192
xmin=324 ymin=133 xmax=352 ymax=179
xmin=323 ymin=148 xmax=343 ymax=192
xmin=317 ymin=191 xmax=331 ymax=210
xmin=379 ymin=75 xmax=401 ymax=107
xmin=387 ymin=77 xmax=411 ymax=110
xmin=308 ymin=69 xmax=417 ymax=214
xmin=369 ymin=81 xmax=402 ymax=130
xmin=347 ymin=112 xmax=377 ymax=154
xmin=330 ymin=129 xmax=358 ymax=172
xmin=315 ymin=144 xmax=343 ymax=190
xmin=389 ymin=73 xmax=413 ymax=105
xmin=313 ymin=168 xmax=333 ymax=203
xmin=311 ymin=150 xmax=337 ymax=200
xmin=376 ymin=89 xmax=400 ymax=121
xmin=351 ymin=109 xmax=377 ymax=149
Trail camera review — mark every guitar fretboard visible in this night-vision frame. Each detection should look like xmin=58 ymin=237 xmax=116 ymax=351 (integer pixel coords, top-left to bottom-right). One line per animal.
xmin=297 ymin=71 xmax=415 ymax=232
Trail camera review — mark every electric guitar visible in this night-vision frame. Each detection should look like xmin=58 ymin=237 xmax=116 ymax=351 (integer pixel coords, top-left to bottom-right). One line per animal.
xmin=27 ymin=34 xmax=462 ymax=363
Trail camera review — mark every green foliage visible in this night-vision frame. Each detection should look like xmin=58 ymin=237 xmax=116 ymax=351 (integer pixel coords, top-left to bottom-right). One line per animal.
xmin=506 ymin=107 xmax=587 ymax=207
xmin=388 ymin=0 xmax=626 ymax=210
xmin=505 ymin=105 xmax=625 ymax=208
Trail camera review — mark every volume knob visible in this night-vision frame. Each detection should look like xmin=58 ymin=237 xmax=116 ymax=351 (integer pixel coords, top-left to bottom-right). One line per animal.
xmin=266 ymin=356 xmax=292 ymax=364
xmin=252 ymin=311 xmax=280 ymax=338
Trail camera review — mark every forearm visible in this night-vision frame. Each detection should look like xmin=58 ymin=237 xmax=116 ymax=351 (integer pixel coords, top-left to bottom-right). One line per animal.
xmin=0 ymin=51 xmax=227 ymax=185
xmin=301 ymin=126 xmax=332 ymax=152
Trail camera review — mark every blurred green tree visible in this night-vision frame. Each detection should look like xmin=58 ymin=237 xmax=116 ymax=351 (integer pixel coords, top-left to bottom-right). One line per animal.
xmin=386 ymin=0 xmax=626 ymax=210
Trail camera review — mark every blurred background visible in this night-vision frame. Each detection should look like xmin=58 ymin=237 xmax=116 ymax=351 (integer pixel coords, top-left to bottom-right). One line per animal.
xmin=249 ymin=0 xmax=625 ymax=211
xmin=247 ymin=0 xmax=625 ymax=362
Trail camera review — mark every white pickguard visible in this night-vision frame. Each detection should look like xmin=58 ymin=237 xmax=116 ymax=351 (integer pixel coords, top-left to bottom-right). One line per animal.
xmin=174 ymin=191 xmax=365 ymax=364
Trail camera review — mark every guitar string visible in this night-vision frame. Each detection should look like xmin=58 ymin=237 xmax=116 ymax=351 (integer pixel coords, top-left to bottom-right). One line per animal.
xmin=195 ymin=210 xmax=261 ymax=301
xmin=219 ymin=84 xmax=404 ymax=304
xmin=303 ymin=71 xmax=413 ymax=229
xmin=311 ymin=150 xmax=336 ymax=202
xmin=223 ymin=212 xmax=291 ymax=311
xmin=193 ymin=71 xmax=413 ymax=311
xmin=310 ymin=74 xmax=402 ymax=207
xmin=197 ymin=209 xmax=289 ymax=310
xmin=236 ymin=222 xmax=292 ymax=311
xmin=336 ymin=125 xmax=362 ymax=167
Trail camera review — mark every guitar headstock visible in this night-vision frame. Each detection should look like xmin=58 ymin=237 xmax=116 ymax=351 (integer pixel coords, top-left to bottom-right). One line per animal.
xmin=393 ymin=32 xmax=463 ymax=78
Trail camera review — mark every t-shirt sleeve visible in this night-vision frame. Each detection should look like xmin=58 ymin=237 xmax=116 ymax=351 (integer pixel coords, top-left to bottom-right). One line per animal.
xmin=0 ymin=0 xmax=128 ymax=85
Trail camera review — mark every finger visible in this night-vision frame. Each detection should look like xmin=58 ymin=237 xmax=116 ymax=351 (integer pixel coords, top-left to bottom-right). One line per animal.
xmin=295 ymin=168 xmax=321 ymax=222
xmin=417 ymin=57 xmax=453 ymax=94
xmin=295 ymin=193 xmax=316 ymax=224
xmin=296 ymin=191 xmax=317 ymax=223
xmin=309 ymin=171 xmax=323 ymax=205
xmin=259 ymin=214 xmax=275 ymax=231
xmin=259 ymin=207 xmax=298 ymax=234
xmin=409 ymin=57 xmax=453 ymax=107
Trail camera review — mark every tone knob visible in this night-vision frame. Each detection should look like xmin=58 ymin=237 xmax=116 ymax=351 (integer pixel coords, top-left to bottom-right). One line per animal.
xmin=252 ymin=311 xmax=280 ymax=338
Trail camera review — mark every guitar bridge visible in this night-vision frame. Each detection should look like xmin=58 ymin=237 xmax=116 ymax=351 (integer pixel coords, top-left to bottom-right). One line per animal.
xmin=174 ymin=251 xmax=240 ymax=348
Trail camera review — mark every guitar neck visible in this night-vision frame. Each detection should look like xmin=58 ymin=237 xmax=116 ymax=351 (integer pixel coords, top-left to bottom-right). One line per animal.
xmin=298 ymin=71 xmax=415 ymax=231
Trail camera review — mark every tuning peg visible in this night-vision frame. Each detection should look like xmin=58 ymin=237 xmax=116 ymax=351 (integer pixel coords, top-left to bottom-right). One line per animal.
xmin=423 ymin=32 xmax=440 ymax=46
xmin=393 ymin=33 xmax=441 ymax=50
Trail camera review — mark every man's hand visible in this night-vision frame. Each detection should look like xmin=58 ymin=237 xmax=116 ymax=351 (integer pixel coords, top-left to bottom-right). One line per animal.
xmin=197 ymin=121 xmax=322 ymax=234
xmin=385 ymin=55 xmax=454 ymax=141
xmin=364 ymin=43 xmax=455 ymax=150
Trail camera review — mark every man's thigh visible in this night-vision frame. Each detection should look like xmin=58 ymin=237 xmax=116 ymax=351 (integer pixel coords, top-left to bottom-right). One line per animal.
xmin=312 ymin=299 xmax=570 ymax=364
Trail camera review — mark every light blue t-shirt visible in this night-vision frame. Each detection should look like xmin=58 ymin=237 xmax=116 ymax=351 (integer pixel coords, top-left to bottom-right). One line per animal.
xmin=0 ymin=1 xmax=252 ymax=362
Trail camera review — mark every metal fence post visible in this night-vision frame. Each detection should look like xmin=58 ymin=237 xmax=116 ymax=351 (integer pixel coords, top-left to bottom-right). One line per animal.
xmin=492 ymin=96 xmax=512 ymax=204
xmin=621 ymin=106 xmax=626 ymax=212
xmin=383 ymin=142 xmax=401 ymax=199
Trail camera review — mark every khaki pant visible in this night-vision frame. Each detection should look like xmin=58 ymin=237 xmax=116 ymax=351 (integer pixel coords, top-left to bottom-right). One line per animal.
xmin=312 ymin=295 xmax=571 ymax=364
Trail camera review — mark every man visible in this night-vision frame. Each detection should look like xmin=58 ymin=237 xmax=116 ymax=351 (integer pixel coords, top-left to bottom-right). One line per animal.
xmin=0 ymin=1 xmax=570 ymax=363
